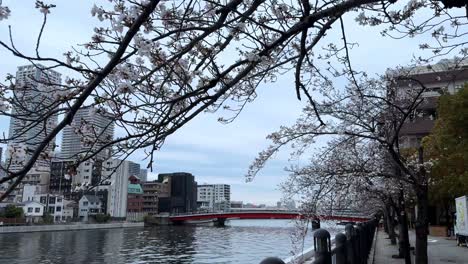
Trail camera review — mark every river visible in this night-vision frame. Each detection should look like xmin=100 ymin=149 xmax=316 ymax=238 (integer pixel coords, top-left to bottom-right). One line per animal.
xmin=0 ymin=220 xmax=341 ymax=264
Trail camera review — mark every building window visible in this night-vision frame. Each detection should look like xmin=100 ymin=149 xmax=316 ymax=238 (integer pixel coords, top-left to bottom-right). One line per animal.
xmin=56 ymin=207 xmax=62 ymax=212
xmin=35 ymin=208 xmax=40 ymax=213
xmin=83 ymin=201 xmax=88 ymax=206
xmin=28 ymin=207 xmax=33 ymax=213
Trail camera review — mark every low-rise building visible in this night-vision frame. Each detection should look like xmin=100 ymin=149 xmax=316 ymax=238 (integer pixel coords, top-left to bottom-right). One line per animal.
xmin=36 ymin=193 xmax=65 ymax=223
xmin=21 ymin=201 xmax=45 ymax=223
xmin=62 ymin=200 xmax=77 ymax=221
xmin=230 ymin=201 xmax=243 ymax=209
xmin=142 ymin=180 xmax=170 ymax=216
xmin=78 ymin=195 xmax=103 ymax=222
xmin=127 ymin=181 xmax=144 ymax=221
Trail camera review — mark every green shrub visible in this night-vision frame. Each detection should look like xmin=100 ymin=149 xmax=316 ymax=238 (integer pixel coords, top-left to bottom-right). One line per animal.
xmin=4 ymin=205 xmax=24 ymax=218
xmin=42 ymin=212 xmax=54 ymax=224
xmin=95 ymin=213 xmax=111 ymax=223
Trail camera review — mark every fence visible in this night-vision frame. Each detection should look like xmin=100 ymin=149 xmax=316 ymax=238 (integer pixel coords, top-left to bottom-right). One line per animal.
xmin=0 ymin=217 xmax=26 ymax=226
xmin=259 ymin=219 xmax=378 ymax=264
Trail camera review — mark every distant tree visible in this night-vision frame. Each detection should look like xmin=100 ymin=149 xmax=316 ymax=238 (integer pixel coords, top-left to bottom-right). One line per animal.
xmin=95 ymin=213 xmax=111 ymax=223
xmin=42 ymin=212 xmax=54 ymax=224
xmin=423 ymin=84 xmax=468 ymax=205
xmin=4 ymin=204 xmax=24 ymax=218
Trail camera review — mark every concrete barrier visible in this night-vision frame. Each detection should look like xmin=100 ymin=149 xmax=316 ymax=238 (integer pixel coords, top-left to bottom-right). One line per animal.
xmin=0 ymin=222 xmax=144 ymax=234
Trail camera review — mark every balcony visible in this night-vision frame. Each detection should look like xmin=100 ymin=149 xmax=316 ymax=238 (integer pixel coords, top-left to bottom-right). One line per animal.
xmin=400 ymin=119 xmax=435 ymax=136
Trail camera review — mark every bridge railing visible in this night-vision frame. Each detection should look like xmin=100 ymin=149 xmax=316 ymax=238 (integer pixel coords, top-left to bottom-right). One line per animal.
xmin=259 ymin=219 xmax=378 ymax=264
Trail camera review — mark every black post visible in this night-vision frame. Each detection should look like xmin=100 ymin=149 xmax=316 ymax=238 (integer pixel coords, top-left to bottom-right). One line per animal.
xmin=259 ymin=257 xmax=285 ymax=264
xmin=314 ymin=228 xmax=332 ymax=264
xmin=354 ymin=225 xmax=362 ymax=263
xmin=359 ymin=223 xmax=366 ymax=264
xmin=312 ymin=219 xmax=321 ymax=230
xmin=335 ymin=233 xmax=347 ymax=264
xmin=345 ymin=224 xmax=356 ymax=264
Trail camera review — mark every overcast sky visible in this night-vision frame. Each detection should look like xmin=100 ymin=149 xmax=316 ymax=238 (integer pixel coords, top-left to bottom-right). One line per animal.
xmin=0 ymin=0 xmax=453 ymax=205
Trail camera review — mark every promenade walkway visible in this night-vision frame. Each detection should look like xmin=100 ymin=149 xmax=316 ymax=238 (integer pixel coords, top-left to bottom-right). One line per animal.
xmin=374 ymin=229 xmax=468 ymax=264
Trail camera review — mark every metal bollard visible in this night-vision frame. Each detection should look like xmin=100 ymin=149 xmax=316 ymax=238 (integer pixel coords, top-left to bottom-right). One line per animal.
xmin=259 ymin=257 xmax=285 ymax=264
xmin=334 ymin=233 xmax=347 ymax=264
xmin=354 ymin=225 xmax=362 ymax=263
xmin=312 ymin=219 xmax=321 ymax=230
xmin=345 ymin=224 xmax=356 ymax=264
xmin=313 ymin=228 xmax=332 ymax=264
xmin=358 ymin=224 xmax=367 ymax=264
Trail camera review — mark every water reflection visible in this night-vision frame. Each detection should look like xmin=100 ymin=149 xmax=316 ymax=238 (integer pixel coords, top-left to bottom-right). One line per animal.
xmin=0 ymin=220 xmax=339 ymax=264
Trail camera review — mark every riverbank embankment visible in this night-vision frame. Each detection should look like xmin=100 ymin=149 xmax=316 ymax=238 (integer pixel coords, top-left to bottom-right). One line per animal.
xmin=0 ymin=222 xmax=144 ymax=234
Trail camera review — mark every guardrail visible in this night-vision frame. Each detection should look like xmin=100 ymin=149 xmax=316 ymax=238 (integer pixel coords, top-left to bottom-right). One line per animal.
xmin=259 ymin=219 xmax=378 ymax=264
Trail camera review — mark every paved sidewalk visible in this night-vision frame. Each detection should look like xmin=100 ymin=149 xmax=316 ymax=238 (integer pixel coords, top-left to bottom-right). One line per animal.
xmin=374 ymin=229 xmax=468 ymax=264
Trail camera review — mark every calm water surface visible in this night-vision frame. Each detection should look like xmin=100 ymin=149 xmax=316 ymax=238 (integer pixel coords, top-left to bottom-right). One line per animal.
xmin=0 ymin=220 xmax=341 ymax=264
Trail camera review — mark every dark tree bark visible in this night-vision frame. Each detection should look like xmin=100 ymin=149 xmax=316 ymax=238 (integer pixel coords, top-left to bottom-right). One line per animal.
xmin=383 ymin=206 xmax=389 ymax=233
xmin=386 ymin=202 xmax=397 ymax=245
xmin=414 ymin=147 xmax=429 ymax=264
xmin=398 ymin=190 xmax=412 ymax=264
xmin=415 ymin=187 xmax=429 ymax=264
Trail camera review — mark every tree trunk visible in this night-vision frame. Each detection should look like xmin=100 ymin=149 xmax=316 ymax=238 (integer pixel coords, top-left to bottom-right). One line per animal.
xmin=383 ymin=206 xmax=389 ymax=233
xmin=415 ymin=187 xmax=429 ymax=264
xmin=387 ymin=203 xmax=397 ymax=245
xmin=399 ymin=191 xmax=412 ymax=264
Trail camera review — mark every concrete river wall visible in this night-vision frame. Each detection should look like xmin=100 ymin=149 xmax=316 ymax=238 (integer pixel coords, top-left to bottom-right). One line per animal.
xmin=0 ymin=222 xmax=144 ymax=234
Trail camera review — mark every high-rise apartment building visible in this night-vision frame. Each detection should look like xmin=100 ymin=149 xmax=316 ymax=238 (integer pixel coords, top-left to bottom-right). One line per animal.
xmin=139 ymin=169 xmax=148 ymax=182
xmin=49 ymin=160 xmax=75 ymax=194
xmin=102 ymin=159 xmax=141 ymax=218
xmin=197 ymin=184 xmax=231 ymax=212
xmin=7 ymin=64 xmax=61 ymax=171
xmin=61 ymin=106 xmax=114 ymax=161
xmin=128 ymin=162 xmax=141 ymax=178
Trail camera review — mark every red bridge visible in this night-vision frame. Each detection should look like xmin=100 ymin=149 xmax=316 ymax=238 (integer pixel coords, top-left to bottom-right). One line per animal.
xmin=169 ymin=210 xmax=370 ymax=226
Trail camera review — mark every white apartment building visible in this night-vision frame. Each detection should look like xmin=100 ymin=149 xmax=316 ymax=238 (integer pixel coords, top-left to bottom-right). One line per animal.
xmin=61 ymin=106 xmax=114 ymax=161
xmin=7 ymin=64 xmax=61 ymax=172
xmin=79 ymin=195 xmax=103 ymax=222
xmin=36 ymin=193 xmax=66 ymax=222
xmin=21 ymin=201 xmax=45 ymax=223
xmin=197 ymin=184 xmax=231 ymax=212
xmin=102 ymin=159 xmax=140 ymax=218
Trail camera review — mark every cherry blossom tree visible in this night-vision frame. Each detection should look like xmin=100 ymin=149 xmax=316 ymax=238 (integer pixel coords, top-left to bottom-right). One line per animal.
xmin=246 ymin=59 xmax=468 ymax=263
xmin=0 ymin=0 xmax=465 ymax=254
